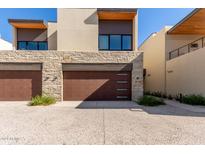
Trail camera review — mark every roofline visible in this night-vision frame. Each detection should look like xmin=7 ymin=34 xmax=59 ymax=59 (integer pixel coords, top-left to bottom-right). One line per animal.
xmin=167 ymin=8 xmax=201 ymax=34
xmin=138 ymin=32 xmax=157 ymax=49
xmin=97 ymin=8 xmax=137 ymax=13
xmin=47 ymin=20 xmax=57 ymax=23
xmin=0 ymin=38 xmax=12 ymax=44
xmin=8 ymin=19 xmax=47 ymax=29
xmin=139 ymin=26 xmax=173 ymax=49
xmin=8 ymin=19 xmax=45 ymax=24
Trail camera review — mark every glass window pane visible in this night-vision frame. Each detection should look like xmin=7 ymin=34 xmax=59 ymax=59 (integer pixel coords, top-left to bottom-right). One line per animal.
xmin=27 ymin=42 xmax=38 ymax=50
xmin=110 ymin=35 xmax=121 ymax=50
xmin=38 ymin=42 xmax=48 ymax=50
xmin=18 ymin=42 xmax=27 ymax=50
xmin=99 ymin=35 xmax=108 ymax=50
xmin=122 ymin=35 xmax=132 ymax=50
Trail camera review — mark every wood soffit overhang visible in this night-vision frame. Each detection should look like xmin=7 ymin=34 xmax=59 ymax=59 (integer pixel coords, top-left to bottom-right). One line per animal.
xmin=97 ymin=8 xmax=137 ymax=20
xmin=167 ymin=9 xmax=205 ymax=35
xmin=8 ymin=19 xmax=47 ymax=29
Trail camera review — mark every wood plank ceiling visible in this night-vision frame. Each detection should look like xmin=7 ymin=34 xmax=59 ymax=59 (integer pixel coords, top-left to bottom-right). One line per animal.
xmin=168 ymin=9 xmax=205 ymax=35
xmin=9 ymin=19 xmax=47 ymax=29
xmin=98 ymin=11 xmax=136 ymax=20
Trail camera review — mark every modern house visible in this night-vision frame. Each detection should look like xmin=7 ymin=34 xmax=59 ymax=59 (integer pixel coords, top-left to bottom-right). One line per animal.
xmin=0 ymin=8 xmax=143 ymax=101
xmin=140 ymin=8 xmax=205 ymax=97
xmin=0 ymin=38 xmax=12 ymax=50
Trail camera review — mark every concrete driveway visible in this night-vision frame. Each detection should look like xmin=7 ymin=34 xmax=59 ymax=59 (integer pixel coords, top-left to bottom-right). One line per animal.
xmin=0 ymin=101 xmax=205 ymax=145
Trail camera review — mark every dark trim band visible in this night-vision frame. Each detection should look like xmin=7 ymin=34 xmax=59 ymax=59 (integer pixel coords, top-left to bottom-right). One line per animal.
xmin=62 ymin=63 xmax=133 ymax=71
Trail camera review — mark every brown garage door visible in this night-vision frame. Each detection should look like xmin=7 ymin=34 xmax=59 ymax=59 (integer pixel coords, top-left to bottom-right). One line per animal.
xmin=63 ymin=71 xmax=131 ymax=101
xmin=0 ymin=70 xmax=42 ymax=101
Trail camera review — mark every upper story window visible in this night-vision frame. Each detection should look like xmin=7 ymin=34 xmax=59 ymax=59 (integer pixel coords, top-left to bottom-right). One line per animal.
xmin=99 ymin=20 xmax=133 ymax=51
xmin=16 ymin=28 xmax=48 ymax=50
xmin=122 ymin=35 xmax=132 ymax=50
xmin=99 ymin=35 xmax=109 ymax=50
xmin=110 ymin=35 xmax=121 ymax=50
xmin=17 ymin=41 xmax=48 ymax=50
xmin=99 ymin=34 xmax=132 ymax=51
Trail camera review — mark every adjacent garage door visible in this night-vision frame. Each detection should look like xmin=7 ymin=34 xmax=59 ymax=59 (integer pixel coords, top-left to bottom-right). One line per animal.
xmin=63 ymin=71 xmax=131 ymax=101
xmin=0 ymin=63 xmax=42 ymax=101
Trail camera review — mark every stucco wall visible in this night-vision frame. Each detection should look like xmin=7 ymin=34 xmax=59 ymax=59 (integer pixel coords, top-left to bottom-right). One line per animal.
xmin=166 ymin=47 xmax=205 ymax=96
xmin=133 ymin=13 xmax=138 ymax=51
xmin=0 ymin=50 xmax=143 ymax=101
xmin=139 ymin=27 xmax=170 ymax=94
xmin=12 ymin=27 xmax=17 ymax=50
xmin=165 ymin=34 xmax=203 ymax=60
xmin=57 ymin=8 xmax=138 ymax=52
xmin=47 ymin=22 xmax=57 ymax=50
xmin=57 ymin=9 xmax=99 ymax=52
xmin=140 ymin=26 xmax=204 ymax=96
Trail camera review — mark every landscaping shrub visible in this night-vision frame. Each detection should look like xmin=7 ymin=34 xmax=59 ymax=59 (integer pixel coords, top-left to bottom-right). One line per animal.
xmin=182 ymin=94 xmax=205 ymax=106
xmin=28 ymin=95 xmax=56 ymax=106
xmin=137 ymin=95 xmax=165 ymax=106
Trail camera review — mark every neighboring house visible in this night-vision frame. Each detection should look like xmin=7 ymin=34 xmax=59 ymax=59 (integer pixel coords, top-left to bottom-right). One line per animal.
xmin=0 ymin=38 xmax=12 ymax=50
xmin=140 ymin=8 xmax=205 ymax=97
xmin=0 ymin=8 xmax=143 ymax=101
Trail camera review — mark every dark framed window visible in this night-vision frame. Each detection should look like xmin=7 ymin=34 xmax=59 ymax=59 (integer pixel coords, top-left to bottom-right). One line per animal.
xmin=99 ymin=34 xmax=132 ymax=51
xmin=122 ymin=35 xmax=132 ymax=50
xmin=18 ymin=41 xmax=27 ymax=50
xmin=99 ymin=35 xmax=109 ymax=50
xmin=110 ymin=35 xmax=121 ymax=50
xmin=27 ymin=42 xmax=38 ymax=50
xmin=38 ymin=42 xmax=48 ymax=50
xmin=17 ymin=41 xmax=48 ymax=50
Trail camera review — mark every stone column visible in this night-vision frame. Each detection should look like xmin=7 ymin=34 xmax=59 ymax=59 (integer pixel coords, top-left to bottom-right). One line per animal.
xmin=42 ymin=61 xmax=63 ymax=101
xmin=132 ymin=52 xmax=143 ymax=100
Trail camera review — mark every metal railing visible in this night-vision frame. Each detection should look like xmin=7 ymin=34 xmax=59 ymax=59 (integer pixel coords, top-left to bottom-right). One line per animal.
xmin=169 ymin=36 xmax=205 ymax=60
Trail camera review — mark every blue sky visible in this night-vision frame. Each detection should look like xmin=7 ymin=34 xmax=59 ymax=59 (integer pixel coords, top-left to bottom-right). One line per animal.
xmin=138 ymin=8 xmax=194 ymax=46
xmin=0 ymin=8 xmax=194 ymax=46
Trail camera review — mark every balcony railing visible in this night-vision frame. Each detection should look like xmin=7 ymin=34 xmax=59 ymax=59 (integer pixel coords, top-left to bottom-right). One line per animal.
xmin=169 ymin=36 xmax=205 ymax=60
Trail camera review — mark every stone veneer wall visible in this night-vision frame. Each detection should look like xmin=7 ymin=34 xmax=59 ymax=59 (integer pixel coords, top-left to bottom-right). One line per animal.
xmin=0 ymin=50 xmax=143 ymax=101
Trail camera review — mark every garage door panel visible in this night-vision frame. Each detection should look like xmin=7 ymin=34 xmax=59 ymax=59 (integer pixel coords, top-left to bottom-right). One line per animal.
xmin=63 ymin=71 xmax=131 ymax=101
xmin=115 ymin=75 xmax=131 ymax=81
xmin=0 ymin=70 xmax=42 ymax=101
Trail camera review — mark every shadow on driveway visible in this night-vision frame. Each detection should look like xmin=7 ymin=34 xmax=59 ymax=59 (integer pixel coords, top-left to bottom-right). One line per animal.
xmin=75 ymin=101 xmax=205 ymax=117
xmin=75 ymin=101 xmax=138 ymax=109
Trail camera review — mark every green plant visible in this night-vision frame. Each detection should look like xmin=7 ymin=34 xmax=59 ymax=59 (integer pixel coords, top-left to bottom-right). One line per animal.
xmin=137 ymin=95 xmax=165 ymax=106
xmin=182 ymin=94 xmax=205 ymax=106
xmin=28 ymin=95 xmax=56 ymax=106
